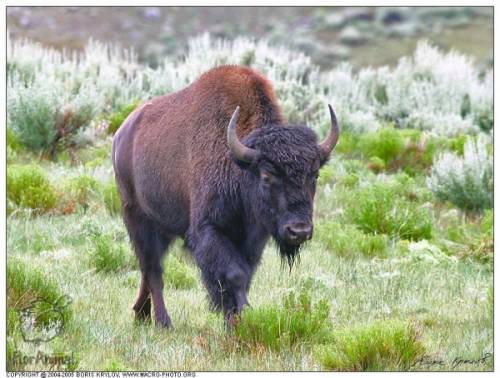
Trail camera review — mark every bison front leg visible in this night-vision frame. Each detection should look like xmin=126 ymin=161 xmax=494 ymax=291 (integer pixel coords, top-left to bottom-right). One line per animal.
xmin=191 ymin=227 xmax=251 ymax=327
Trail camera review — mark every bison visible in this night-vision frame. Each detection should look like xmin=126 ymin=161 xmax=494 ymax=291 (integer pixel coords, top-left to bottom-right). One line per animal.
xmin=112 ymin=65 xmax=339 ymax=328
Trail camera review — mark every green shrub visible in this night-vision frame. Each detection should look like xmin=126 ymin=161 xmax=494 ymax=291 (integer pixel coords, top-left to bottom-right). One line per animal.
xmin=66 ymin=174 xmax=100 ymax=209
xmin=427 ymin=137 xmax=492 ymax=212
xmin=399 ymin=134 xmax=439 ymax=176
xmin=446 ymin=134 xmax=468 ymax=156
xmin=338 ymin=172 xmax=360 ymax=188
xmin=7 ymin=164 xmax=57 ymax=212
xmin=335 ymin=132 xmax=359 ymax=156
xmin=481 ymin=209 xmax=493 ymax=238
xmin=315 ymin=221 xmax=388 ymax=258
xmin=431 ymin=208 xmax=492 ymax=265
xmin=7 ymin=145 xmax=18 ymax=165
xmin=90 ymin=233 xmax=134 ymax=273
xmin=358 ymin=128 xmax=437 ymax=175
xmin=235 ymin=284 xmax=331 ymax=350
xmin=102 ymin=180 xmax=122 ymax=216
xmin=486 ymin=284 xmax=493 ymax=323
xmin=7 ymin=35 xmax=491 ymax=141
xmin=8 ymin=74 xmax=97 ymax=157
xmin=6 ymin=308 xmax=19 ymax=370
xmin=314 ymin=320 xmax=425 ymax=371
xmin=7 ymin=127 xmax=22 ymax=152
xmin=367 ymin=156 xmax=386 ymax=173
xmin=475 ymin=108 xmax=493 ymax=133
xmin=345 ymin=183 xmax=433 ymax=241
xmin=318 ymin=165 xmax=335 ymax=186
xmin=102 ymin=358 xmax=127 ymax=371
xmin=106 ymin=102 xmax=139 ymax=135
xmin=7 ymin=258 xmax=72 ymax=343
xmin=474 ymin=209 xmax=493 ymax=263
xmin=358 ymin=127 xmax=404 ymax=167
xmin=163 ymin=255 xmax=197 ymax=289
xmin=7 ymin=77 xmax=59 ymax=152
xmin=75 ymin=141 xmax=111 ymax=166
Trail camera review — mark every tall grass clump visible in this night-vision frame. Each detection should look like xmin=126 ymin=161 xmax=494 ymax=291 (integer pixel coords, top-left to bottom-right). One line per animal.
xmin=65 ymin=174 xmax=100 ymax=211
xmin=235 ymin=283 xmax=331 ymax=350
xmin=314 ymin=320 xmax=425 ymax=371
xmin=102 ymin=180 xmax=122 ymax=216
xmin=358 ymin=126 xmax=405 ymax=167
xmin=106 ymin=101 xmax=140 ymax=135
xmin=163 ymin=255 xmax=197 ymax=290
xmin=315 ymin=221 xmax=388 ymax=258
xmin=345 ymin=183 xmax=433 ymax=241
xmin=7 ymin=164 xmax=57 ymax=213
xmin=427 ymin=137 xmax=492 ymax=212
xmin=89 ymin=232 xmax=134 ymax=273
xmin=7 ymin=258 xmax=72 ymax=344
xmin=436 ymin=209 xmax=493 ymax=263
xmin=357 ymin=128 xmax=438 ymax=175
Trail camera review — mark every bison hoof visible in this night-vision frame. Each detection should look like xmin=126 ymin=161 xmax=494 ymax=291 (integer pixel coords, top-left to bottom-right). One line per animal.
xmin=155 ymin=314 xmax=173 ymax=329
xmin=133 ymin=299 xmax=152 ymax=322
xmin=224 ymin=312 xmax=241 ymax=330
xmin=134 ymin=311 xmax=151 ymax=323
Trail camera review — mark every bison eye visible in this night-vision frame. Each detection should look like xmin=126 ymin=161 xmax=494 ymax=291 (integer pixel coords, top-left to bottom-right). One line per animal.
xmin=261 ymin=171 xmax=272 ymax=184
xmin=260 ymin=170 xmax=278 ymax=187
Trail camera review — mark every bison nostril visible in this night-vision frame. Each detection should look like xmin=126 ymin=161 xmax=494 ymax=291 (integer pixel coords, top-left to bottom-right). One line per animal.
xmin=286 ymin=225 xmax=298 ymax=238
xmin=285 ymin=223 xmax=313 ymax=242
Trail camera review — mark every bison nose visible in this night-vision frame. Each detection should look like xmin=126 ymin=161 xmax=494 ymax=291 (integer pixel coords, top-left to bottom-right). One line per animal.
xmin=284 ymin=223 xmax=313 ymax=244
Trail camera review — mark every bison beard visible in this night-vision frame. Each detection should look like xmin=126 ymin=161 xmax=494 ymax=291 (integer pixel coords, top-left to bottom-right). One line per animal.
xmin=277 ymin=238 xmax=303 ymax=270
xmin=112 ymin=65 xmax=339 ymax=328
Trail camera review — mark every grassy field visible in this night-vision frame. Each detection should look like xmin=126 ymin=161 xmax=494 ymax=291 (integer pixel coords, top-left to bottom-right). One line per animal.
xmin=6 ymin=35 xmax=493 ymax=371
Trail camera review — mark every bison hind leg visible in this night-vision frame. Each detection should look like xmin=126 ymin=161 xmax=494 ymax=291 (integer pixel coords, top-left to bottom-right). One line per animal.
xmin=123 ymin=205 xmax=173 ymax=328
xmin=133 ymin=274 xmax=152 ymax=322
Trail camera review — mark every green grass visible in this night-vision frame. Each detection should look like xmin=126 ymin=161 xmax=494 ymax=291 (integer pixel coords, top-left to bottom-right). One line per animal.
xmin=7 ymin=258 xmax=71 ymax=322
xmin=164 ymin=254 xmax=197 ymax=290
xmin=315 ymin=221 xmax=388 ymax=258
xmin=358 ymin=126 xmax=405 ymax=167
xmin=65 ymin=174 xmax=100 ymax=210
xmin=6 ymin=133 xmax=492 ymax=372
xmin=102 ymin=180 xmax=122 ymax=216
xmin=344 ymin=182 xmax=433 ymax=241
xmin=6 ymin=223 xmax=492 ymax=370
xmin=7 ymin=258 xmax=72 ymax=369
xmin=90 ymin=232 xmax=135 ymax=274
xmin=314 ymin=320 xmax=425 ymax=371
xmin=235 ymin=283 xmax=331 ymax=350
xmin=356 ymin=128 xmax=439 ymax=176
xmin=106 ymin=101 xmax=140 ymax=135
xmin=7 ymin=164 xmax=58 ymax=213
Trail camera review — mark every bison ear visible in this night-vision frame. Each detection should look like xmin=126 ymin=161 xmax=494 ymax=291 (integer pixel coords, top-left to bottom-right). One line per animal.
xmin=229 ymin=151 xmax=257 ymax=171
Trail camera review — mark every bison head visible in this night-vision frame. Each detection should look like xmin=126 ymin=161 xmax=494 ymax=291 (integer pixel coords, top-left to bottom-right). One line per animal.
xmin=227 ymin=105 xmax=339 ymax=266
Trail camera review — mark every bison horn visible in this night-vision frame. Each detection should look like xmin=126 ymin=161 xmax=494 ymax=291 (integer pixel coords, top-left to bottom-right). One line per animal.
xmin=318 ymin=104 xmax=340 ymax=156
xmin=227 ymin=106 xmax=260 ymax=163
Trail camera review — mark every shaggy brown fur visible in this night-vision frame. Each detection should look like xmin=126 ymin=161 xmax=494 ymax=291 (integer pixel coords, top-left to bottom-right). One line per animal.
xmin=112 ymin=65 xmax=337 ymax=328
